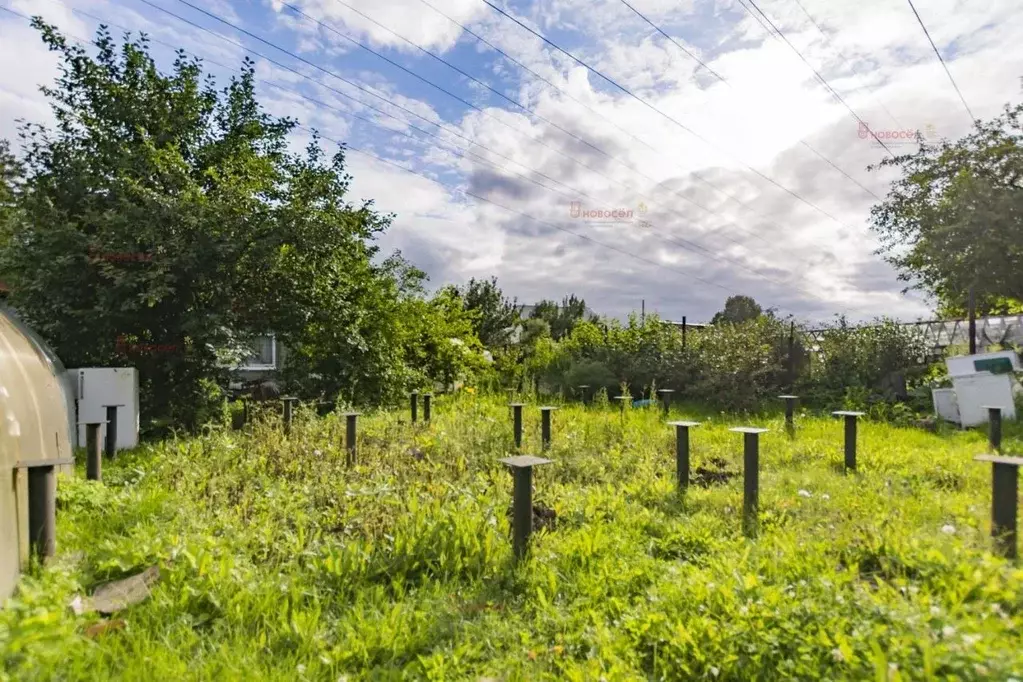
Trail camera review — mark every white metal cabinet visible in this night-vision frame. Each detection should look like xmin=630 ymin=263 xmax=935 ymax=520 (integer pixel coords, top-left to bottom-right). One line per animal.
xmin=66 ymin=368 xmax=139 ymax=451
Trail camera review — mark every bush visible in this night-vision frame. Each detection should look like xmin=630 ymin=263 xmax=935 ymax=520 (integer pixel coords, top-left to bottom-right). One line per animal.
xmin=803 ymin=317 xmax=929 ymax=406
xmin=507 ymin=313 xmax=929 ymax=416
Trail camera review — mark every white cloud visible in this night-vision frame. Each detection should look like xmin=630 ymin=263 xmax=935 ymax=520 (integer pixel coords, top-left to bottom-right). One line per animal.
xmin=3 ymin=0 xmax=1021 ymax=322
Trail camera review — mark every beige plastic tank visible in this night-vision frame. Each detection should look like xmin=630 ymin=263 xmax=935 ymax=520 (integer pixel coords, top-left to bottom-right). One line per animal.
xmin=0 ymin=306 xmax=74 ymax=600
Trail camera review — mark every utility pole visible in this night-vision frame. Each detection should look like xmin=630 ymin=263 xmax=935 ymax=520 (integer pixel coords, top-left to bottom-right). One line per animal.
xmin=641 ymin=299 xmax=645 ymax=326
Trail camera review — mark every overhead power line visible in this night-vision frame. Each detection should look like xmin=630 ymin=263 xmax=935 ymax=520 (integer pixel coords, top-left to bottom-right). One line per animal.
xmin=133 ymin=0 xmax=836 ymax=301
xmin=616 ymin=0 xmax=726 ymax=82
xmin=479 ymin=0 xmax=858 ymax=232
xmin=2 ymin=2 xmax=887 ymax=321
xmin=737 ymin=0 xmax=896 ymax=157
xmin=615 ymin=0 xmax=882 ymax=201
xmin=314 ymin=127 xmax=822 ymax=312
xmin=904 ymin=0 xmax=975 ymax=122
xmin=412 ymin=0 xmax=792 ymax=248
xmin=281 ymin=0 xmax=877 ymax=304
xmin=788 ymin=0 xmax=904 ymax=130
xmin=170 ymin=0 xmax=817 ymax=274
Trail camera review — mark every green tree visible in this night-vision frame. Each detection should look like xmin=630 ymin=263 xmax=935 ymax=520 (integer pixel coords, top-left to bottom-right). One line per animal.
xmin=870 ymin=104 xmax=1023 ymax=313
xmin=530 ymin=294 xmax=587 ymax=340
xmin=0 ymin=140 xmax=21 ymax=256
xmin=0 ymin=22 xmax=417 ymax=427
xmin=458 ymin=276 xmax=519 ymax=347
xmin=711 ymin=295 xmax=764 ymax=324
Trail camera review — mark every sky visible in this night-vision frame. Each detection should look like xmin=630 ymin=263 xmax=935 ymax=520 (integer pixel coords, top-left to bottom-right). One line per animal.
xmin=1 ymin=0 xmax=1020 ymax=325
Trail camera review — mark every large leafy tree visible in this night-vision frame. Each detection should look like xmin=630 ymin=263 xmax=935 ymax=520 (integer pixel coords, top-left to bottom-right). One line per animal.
xmin=457 ymin=276 xmax=519 ymax=347
xmin=0 ymin=21 xmax=419 ymax=426
xmin=530 ymin=294 xmax=587 ymax=340
xmin=0 ymin=140 xmax=20 ymax=260
xmin=870 ymin=104 xmax=1023 ymax=313
xmin=711 ymin=295 xmax=764 ymax=324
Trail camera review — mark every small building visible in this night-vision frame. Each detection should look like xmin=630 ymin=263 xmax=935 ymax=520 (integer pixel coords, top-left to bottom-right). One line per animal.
xmin=0 ymin=305 xmax=76 ymax=599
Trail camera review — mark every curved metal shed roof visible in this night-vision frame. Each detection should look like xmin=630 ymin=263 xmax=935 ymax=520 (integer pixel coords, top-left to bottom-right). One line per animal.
xmin=0 ymin=306 xmax=74 ymax=599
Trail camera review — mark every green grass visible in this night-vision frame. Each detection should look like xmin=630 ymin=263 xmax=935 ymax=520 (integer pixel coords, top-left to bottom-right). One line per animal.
xmin=2 ymin=394 xmax=1022 ymax=681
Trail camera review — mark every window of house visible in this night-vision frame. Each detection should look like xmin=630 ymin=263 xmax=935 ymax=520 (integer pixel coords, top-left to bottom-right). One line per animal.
xmin=239 ymin=334 xmax=276 ymax=370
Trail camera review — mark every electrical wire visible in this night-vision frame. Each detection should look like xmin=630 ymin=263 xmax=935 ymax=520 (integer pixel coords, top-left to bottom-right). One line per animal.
xmin=738 ymin=0 xmax=896 ymax=157
xmin=413 ymin=0 xmax=789 ymax=248
xmin=788 ymin=0 xmax=904 ymax=130
xmin=0 ymin=2 xmax=890 ymax=322
xmin=616 ymin=0 xmax=882 ymax=200
xmin=162 ymin=0 xmax=848 ymax=294
xmin=480 ymin=0 xmax=858 ymax=231
xmin=904 ymin=0 xmax=975 ymax=122
xmin=136 ymin=0 xmax=836 ymax=299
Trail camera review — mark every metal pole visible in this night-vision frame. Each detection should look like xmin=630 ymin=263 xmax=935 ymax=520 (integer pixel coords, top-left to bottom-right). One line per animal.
xmin=512 ymin=466 xmax=532 ymax=559
xmin=345 ymin=412 xmax=358 ymax=467
xmin=28 ymin=465 xmax=56 ymax=559
xmin=968 ymin=285 xmax=977 ymax=355
xmin=669 ymin=421 xmax=700 ymax=494
xmin=787 ymin=322 xmax=796 ymax=390
xmin=658 ymin=389 xmax=675 ymax=417
xmin=511 ymin=403 xmax=524 ymax=449
xmin=988 ymin=406 xmax=1003 ymax=452
xmin=744 ymin=433 xmax=759 ymax=537
xmin=779 ymin=395 xmax=798 ymax=436
xmin=410 ymin=391 xmax=419 ymax=424
xmin=677 ymin=425 xmax=689 ymax=492
xmin=423 ymin=394 xmax=432 ymax=423
xmin=86 ymin=422 xmax=102 ymax=482
xmin=992 ymin=462 xmax=1019 ymax=559
xmin=500 ymin=455 xmax=553 ymax=561
xmin=845 ymin=416 xmax=857 ymax=471
xmin=682 ymin=316 xmax=687 ymax=349
xmin=540 ymin=407 xmax=555 ymax=451
xmin=578 ymin=385 xmax=590 ymax=406
xmin=833 ymin=412 xmax=864 ymax=472
xmin=104 ymin=405 xmax=118 ymax=459
xmin=731 ymin=427 xmax=767 ymax=537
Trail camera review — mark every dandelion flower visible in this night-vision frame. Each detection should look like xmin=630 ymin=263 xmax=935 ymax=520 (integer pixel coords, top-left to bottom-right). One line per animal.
xmin=821 ymin=493 xmax=831 ymax=500
xmin=831 ymin=648 xmax=845 ymax=662
xmin=941 ymin=524 xmax=956 ymax=534
xmin=798 ymin=489 xmax=812 ymax=498
xmin=942 ymin=625 xmax=956 ymax=638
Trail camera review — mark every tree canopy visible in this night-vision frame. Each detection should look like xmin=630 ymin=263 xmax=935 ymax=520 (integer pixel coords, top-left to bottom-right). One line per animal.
xmin=870 ymin=103 xmax=1023 ymax=314
xmin=454 ymin=276 xmax=519 ymax=347
xmin=0 ymin=21 xmax=473 ymax=427
xmin=710 ymin=295 xmax=764 ymax=325
xmin=530 ymin=294 xmax=588 ymax=340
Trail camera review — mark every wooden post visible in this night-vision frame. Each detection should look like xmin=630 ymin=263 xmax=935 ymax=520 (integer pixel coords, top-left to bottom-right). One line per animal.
xmin=344 ymin=412 xmax=359 ymax=467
